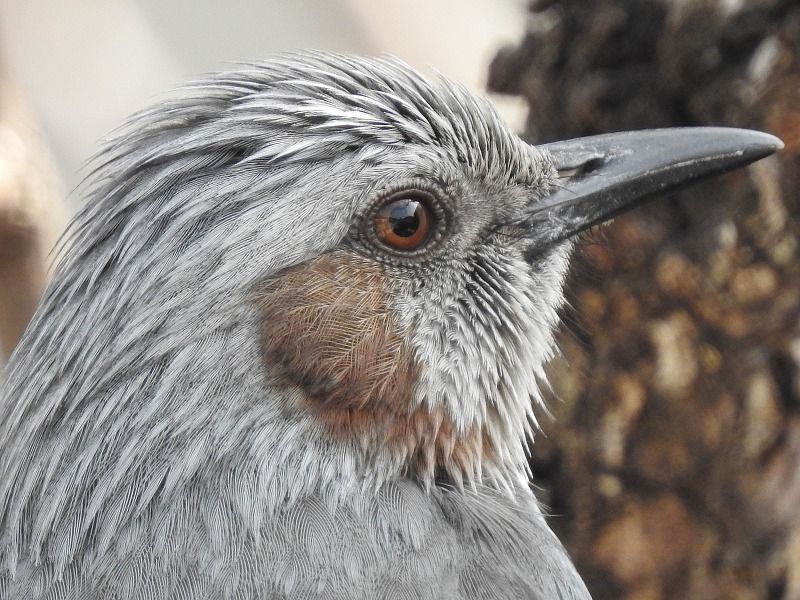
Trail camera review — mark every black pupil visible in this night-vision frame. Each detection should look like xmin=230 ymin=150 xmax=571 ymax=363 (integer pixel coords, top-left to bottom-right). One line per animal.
xmin=388 ymin=200 xmax=420 ymax=237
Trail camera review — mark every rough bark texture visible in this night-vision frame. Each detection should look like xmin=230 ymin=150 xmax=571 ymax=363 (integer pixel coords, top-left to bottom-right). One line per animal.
xmin=489 ymin=1 xmax=800 ymax=598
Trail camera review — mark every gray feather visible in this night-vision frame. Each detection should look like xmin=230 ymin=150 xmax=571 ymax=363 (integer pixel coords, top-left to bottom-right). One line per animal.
xmin=0 ymin=52 xmax=589 ymax=599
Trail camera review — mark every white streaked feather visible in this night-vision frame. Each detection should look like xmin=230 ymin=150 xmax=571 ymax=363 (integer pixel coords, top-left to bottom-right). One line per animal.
xmin=0 ymin=51 xmax=586 ymax=599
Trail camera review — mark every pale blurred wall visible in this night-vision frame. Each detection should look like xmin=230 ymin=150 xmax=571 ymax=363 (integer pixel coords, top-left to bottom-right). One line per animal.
xmin=0 ymin=0 xmax=527 ymax=201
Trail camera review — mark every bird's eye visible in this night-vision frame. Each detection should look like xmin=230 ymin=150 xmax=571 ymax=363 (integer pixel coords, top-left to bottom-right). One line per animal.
xmin=373 ymin=193 xmax=434 ymax=252
xmin=359 ymin=184 xmax=448 ymax=259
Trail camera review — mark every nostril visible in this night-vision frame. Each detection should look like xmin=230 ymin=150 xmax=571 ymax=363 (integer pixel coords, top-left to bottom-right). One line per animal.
xmin=557 ymin=157 xmax=606 ymax=180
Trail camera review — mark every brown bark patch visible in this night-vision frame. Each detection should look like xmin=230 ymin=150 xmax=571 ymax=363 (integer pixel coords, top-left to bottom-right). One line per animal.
xmin=593 ymin=496 xmax=713 ymax=588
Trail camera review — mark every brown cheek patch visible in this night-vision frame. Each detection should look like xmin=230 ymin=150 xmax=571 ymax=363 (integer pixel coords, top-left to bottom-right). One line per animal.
xmin=260 ymin=250 xmax=416 ymax=413
xmin=259 ymin=250 xmax=493 ymax=478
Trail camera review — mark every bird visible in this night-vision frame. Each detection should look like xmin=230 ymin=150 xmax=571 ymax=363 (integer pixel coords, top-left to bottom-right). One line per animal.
xmin=0 ymin=52 xmax=782 ymax=599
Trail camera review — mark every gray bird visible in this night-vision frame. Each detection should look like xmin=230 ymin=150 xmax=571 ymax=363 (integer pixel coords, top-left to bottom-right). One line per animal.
xmin=0 ymin=53 xmax=782 ymax=599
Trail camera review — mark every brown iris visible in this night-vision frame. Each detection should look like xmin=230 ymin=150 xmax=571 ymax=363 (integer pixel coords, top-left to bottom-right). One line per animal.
xmin=374 ymin=195 xmax=432 ymax=251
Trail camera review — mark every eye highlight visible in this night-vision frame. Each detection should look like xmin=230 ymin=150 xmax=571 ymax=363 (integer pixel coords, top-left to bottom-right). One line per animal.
xmin=374 ymin=196 xmax=432 ymax=251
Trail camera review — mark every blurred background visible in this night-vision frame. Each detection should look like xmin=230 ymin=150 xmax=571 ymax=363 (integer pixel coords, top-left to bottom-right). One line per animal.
xmin=0 ymin=0 xmax=798 ymax=598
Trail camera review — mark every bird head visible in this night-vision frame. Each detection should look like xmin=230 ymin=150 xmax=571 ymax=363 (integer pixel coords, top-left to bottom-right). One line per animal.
xmin=0 ymin=54 xmax=781 ymax=542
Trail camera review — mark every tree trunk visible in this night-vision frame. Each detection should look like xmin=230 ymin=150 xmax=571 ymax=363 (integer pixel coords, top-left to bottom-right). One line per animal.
xmin=489 ymin=1 xmax=800 ymax=598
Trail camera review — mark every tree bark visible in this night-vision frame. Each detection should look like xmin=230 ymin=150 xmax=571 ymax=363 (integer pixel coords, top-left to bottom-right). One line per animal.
xmin=489 ymin=1 xmax=800 ymax=598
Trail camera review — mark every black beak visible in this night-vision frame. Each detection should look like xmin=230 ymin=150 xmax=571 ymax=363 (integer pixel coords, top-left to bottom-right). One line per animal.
xmin=525 ymin=127 xmax=783 ymax=249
